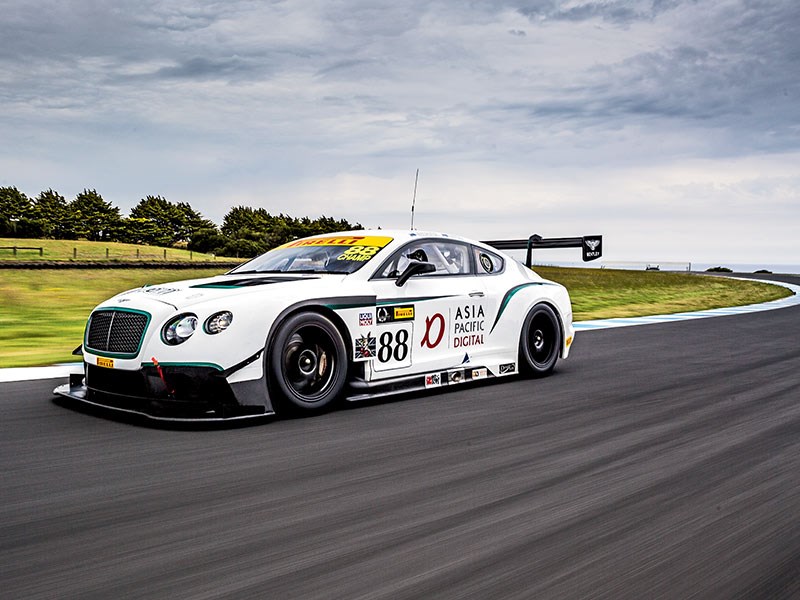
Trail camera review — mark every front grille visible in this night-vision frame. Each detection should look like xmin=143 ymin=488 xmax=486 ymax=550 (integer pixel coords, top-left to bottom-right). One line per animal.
xmin=85 ymin=309 xmax=149 ymax=356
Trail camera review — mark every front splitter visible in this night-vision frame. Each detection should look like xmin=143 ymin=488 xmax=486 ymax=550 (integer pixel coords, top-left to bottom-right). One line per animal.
xmin=53 ymin=383 xmax=274 ymax=423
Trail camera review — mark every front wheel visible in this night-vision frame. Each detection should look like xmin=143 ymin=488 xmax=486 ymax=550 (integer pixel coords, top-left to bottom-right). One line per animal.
xmin=519 ymin=304 xmax=561 ymax=377
xmin=268 ymin=312 xmax=348 ymax=413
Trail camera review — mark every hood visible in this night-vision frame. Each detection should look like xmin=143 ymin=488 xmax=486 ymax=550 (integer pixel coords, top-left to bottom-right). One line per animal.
xmin=106 ymin=273 xmax=350 ymax=310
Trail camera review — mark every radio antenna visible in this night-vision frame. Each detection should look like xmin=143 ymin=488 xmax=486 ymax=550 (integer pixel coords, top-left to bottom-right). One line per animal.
xmin=410 ymin=169 xmax=419 ymax=230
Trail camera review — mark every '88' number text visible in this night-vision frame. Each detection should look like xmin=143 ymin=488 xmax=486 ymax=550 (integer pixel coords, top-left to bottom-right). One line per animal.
xmin=377 ymin=329 xmax=409 ymax=363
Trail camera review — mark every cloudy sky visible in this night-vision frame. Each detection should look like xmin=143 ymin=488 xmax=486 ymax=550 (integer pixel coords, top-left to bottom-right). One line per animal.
xmin=1 ymin=0 xmax=798 ymax=265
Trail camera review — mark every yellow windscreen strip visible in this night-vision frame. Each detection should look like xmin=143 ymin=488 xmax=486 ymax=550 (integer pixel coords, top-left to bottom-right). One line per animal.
xmin=279 ymin=235 xmax=393 ymax=249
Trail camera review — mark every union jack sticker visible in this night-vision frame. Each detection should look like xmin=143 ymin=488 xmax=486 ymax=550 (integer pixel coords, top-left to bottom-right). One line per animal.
xmin=425 ymin=373 xmax=442 ymax=388
xmin=354 ymin=334 xmax=376 ymax=360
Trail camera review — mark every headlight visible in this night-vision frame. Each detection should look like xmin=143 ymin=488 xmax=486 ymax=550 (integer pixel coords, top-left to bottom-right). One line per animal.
xmin=204 ymin=311 xmax=233 ymax=334
xmin=162 ymin=314 xmax=198 ymax=345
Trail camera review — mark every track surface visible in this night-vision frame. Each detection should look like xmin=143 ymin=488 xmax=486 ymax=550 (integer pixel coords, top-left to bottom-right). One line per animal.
xmin=3 ymin=277 xmax=800 ymax=599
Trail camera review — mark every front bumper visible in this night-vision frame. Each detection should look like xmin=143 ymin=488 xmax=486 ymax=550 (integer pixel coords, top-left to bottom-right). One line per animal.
xmin=54 ymin=363 xmax=271 ymax=421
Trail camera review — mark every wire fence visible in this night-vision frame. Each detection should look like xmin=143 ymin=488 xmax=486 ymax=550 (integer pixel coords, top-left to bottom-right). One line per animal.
xmin=0 ymin=246 xmax=228 ymax=262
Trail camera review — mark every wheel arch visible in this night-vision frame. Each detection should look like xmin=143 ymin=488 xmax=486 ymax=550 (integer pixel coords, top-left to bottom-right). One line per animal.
xmin=532 ymin=299 xmax=568 ymax=359
xmin=517 ymin=300 xmax=567 ymax=374
xmin=264 ymin=297 xmax=373 ymax=381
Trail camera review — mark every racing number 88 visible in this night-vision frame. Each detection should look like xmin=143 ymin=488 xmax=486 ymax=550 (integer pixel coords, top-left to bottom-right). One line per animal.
xmin=338 ymin=246 xmax=381 ymax=262
xmin=378 ymin=329 xmax=409 ymax=363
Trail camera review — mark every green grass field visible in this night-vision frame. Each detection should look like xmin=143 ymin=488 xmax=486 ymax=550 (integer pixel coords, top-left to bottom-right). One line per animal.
xmin=535 ymin=267 xmax=790 ymax=320
xmin=0 ymin=237 xmax=240 ymax=262
xmin=0 ymin=268 xmax=227 ymax=367
xmin=0 ymin=267 xmax=791 ymax=368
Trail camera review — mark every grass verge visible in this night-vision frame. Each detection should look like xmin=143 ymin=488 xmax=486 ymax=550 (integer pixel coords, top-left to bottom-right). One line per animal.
xmin=536 ymin=267 xmax=791 ymax=321
xmin=0 ymin=237 xmax=240 ymax=263
xmin=0 ymin=267 xmax=792 ymax=368
xmin=0 ymin=268 xmax=226 ymax=368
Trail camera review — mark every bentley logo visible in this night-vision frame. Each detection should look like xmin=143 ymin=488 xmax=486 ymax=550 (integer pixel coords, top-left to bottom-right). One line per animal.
xmin=586 ymin=239 xmax=600 ymax=251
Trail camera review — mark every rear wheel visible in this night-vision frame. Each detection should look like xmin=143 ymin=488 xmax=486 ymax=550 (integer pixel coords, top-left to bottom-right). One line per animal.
xmin=269 ymin=312 xmax=348 ymax=413
xmin=519 ymin=304 xmax=561 ymax=377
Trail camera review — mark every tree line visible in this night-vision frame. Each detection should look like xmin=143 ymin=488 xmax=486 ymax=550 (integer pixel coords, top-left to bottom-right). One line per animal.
xmin=0 ymin=186 xmax=362 ymax=257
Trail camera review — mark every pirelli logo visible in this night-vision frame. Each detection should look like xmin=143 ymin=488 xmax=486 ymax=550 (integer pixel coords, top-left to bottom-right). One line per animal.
xmin=394 ymin=307 xmax=414 ymax=320
xmin=96 ymin=357 xmax=114 ymax=369
xmin=377 ymin=305 xmax=415 ymax=324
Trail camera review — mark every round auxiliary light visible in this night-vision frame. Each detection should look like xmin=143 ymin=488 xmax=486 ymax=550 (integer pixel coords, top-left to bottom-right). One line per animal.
xmin=204 ymin=311 xmax=233 ymax=334
xmin=163 ymin=314 xmax=198 ymax=345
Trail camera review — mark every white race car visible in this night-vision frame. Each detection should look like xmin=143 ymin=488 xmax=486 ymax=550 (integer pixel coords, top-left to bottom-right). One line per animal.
xmin=55 ymin=230 xmax=598 ymax=421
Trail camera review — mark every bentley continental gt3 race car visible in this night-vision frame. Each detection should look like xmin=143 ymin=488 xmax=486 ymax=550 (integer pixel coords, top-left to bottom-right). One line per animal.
xmin=55 ymin=230 xmax=601 ymax=420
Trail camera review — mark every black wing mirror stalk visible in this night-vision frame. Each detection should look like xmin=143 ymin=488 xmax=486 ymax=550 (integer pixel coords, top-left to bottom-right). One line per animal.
xmin=396 ymin=261 xmax=436 ymax=286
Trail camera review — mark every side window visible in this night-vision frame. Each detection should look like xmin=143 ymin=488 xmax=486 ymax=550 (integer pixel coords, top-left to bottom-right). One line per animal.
xmin=473 ymin=247 xmax=504 ymax=275
xmin=376 ymin=240 xmax=473 ymax=278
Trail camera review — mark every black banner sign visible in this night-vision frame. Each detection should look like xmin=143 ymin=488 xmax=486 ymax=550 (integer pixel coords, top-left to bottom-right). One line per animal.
xmin=582 ymin=236 xmax=603 ymax=261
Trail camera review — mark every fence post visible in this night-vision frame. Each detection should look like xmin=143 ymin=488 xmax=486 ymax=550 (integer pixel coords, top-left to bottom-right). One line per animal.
xmin=190 ymin=250 xmax=193 ymax=261
xmin=13 ymin=247 xmax=17 ymax=257
xmin=39 ymin=247 xmax=43 ymax=257
xmin=136 ymin=248 xmax=140 ymax=259
xmin=106 ymin=248 xmax=109 ymax=259
xmin=73 ymin=247 xmax=77 ymax=259
xmin=163 ymin=249 xmax=167 ymax=260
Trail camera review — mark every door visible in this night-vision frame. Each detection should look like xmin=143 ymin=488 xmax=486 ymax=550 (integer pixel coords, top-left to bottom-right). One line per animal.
xmin=366 ymin=239 xmax=489 ymax=380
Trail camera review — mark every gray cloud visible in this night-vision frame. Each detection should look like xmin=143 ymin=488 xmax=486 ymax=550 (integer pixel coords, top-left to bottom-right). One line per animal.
xmin=153 ymin=56 xmax=252 ymax=80
xmin=517 ymin=0 xmax=687 ymax=24
xmin=0 ymin=0 xmax=798 ymax=262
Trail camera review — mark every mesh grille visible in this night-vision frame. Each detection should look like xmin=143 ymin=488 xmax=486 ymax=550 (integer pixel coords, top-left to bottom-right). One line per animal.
xmin=86 ymin=310 xmax=149 ymax=355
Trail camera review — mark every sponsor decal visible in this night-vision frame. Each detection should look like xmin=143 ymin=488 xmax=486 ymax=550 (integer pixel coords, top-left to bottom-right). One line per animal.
xmin=97 ymin=357 xmax=114 ymax=369
xmin=394 ymin=306 xmax=414 ymax=320
xmin=354 ymin=334 xmax=377 ymax=360
xmin=377 ymin=305 xmax=415 ymax=324
xmin=461 ymin=353 xmax=470 ymax=364
xmin=499 ymin=363 xmax=516 ymax=375
xmin=479 ymin=253 xmax=493 ymax=273
xmin=471 ymin=368 xmax=488 ymax=380
xmin=420 ymin=313 xmax=446 ymax=349
xmin=566 ymin=335 xmax=573 ymax=347
xmin=359 ymin=312 xmax=373 ymax=326
xmin=338 ymin=245 xmax=382 ymax=262
xmin=280 ymin=235 xmax=393 ymax=249
xmin=425 ymin=372 xmax=442 ymax=388
xmin=142 ymin=287 xmax=180 ymax=296
xmin=447 ymin=370 xmax=464 ymax=384
xmin=451 ymin=303 xmax=485 ymax=349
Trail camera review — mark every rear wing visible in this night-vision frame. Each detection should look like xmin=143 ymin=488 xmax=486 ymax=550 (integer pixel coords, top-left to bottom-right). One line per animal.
xmin=481 ymin=235 xmax=602 ymax=268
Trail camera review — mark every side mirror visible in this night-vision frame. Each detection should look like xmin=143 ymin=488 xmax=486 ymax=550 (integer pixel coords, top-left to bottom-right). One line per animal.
xmin=395 ymin=260 xmax=436 ymax=287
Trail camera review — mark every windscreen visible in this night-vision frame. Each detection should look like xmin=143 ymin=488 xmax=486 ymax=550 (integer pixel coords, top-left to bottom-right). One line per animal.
xmin=229 ymin=235 xmax=394 ymax=275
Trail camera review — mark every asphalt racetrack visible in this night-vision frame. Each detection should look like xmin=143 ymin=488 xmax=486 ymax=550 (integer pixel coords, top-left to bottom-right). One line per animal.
xmin=2 ymin=276 xmax=799 ymax=599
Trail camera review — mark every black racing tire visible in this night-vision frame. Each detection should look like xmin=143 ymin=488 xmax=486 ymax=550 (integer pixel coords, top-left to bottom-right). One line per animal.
xmin=519 ymin=303 xmax=561 ymax=377
xmin=268 ymin=312 xmax=348 ymax=413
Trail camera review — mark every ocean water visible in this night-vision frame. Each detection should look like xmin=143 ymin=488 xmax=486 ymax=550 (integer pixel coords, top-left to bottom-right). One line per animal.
xmin=499 ymin=249 xmax=800 ymax=274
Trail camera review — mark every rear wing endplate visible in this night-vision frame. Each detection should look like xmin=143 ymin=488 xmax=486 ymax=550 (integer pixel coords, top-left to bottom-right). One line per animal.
xmin=481 ymin=235 xmax=602 ymax=268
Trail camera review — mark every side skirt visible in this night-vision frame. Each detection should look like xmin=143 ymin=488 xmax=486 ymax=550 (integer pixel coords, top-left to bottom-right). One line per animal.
xmin=345 ymin=362 xmax=518 ymax=402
